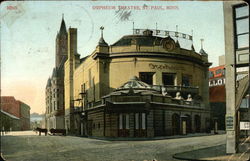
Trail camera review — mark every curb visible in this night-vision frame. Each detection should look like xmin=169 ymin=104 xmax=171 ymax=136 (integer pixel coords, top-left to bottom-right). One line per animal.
xmin=86 ymin=133 xmax=225 ymax=141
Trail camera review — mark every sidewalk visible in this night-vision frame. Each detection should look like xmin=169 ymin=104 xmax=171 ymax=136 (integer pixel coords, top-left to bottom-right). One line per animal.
xmin=173 ymin=144 xmax=250 ymax=161
xmin=88 ymin=131 xmax=226 ymax=141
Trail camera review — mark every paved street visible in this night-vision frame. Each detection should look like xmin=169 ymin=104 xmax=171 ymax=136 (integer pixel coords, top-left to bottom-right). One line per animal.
xmin=1 ymin=131 xmax=226 ymax=161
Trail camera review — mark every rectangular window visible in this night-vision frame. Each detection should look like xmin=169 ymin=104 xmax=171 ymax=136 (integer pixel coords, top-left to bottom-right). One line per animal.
xmin=141 ymin=113 xmax=146 ymax=130
xmin=119 ymin=114 xmax=123 ymax=129
xmin=237 ymin=34 xmax=249 ymax=48
xmin=162 ymin=73 xmax=176 ymax=85
xmin=57 ymin=101 xmax=59 ymax=109
xmin=135 ymin=113 xmax=139 ymax=129
xmin=88 ymin=69 xmax=92 ymax=87
xmin=81 ymin=84 xmax=85 ymax=92
xmin=54 ymin=101 xmax=56 ymax=110
xmin=182 ymin=74 xmax=192 ymax=86
xmin=234 ymin=4 xmax=249 ymax=49
xmin=240 ymin=96 xmax=249 ymax=108
xmin=139 ymin=72 xmax=154 ymax=85
xmin=236 ymin=5 xmax=248 ymax=18
xmin=126 ymin=114 xmax=129 ymax=129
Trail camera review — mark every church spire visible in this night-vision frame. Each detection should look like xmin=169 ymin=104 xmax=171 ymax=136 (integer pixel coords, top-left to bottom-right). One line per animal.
xmin=59 ymin=14 xmax=67 ymax=34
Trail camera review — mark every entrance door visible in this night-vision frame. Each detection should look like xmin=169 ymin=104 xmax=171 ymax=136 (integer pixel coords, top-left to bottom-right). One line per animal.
xmin=81 ymin=122 xmax=84 ymax=136
xmin=186 ymin=115 xmax=192 ymax=133
xmin=87 ymin=120 xmax=92 ymax=136
xmin=118 ymin=114 xmax=130 ymax=137
xmin=194 ymin=115 xmax=201 ymax=133
xmin=134 ymin=113 xmax=147 ymax=137
xmin=172 ymin=114 xmax=180 ymax=135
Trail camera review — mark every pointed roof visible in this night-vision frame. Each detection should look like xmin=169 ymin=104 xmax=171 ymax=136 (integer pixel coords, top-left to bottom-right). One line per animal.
xmin=98 ymin=37 xmax=108 ymax=46
xmin=199 ymin=48 xmax=207 ymax=55
xmin=46 ymin=78 xmax=51 ymax=88
xmin=98 ymin=26 xmax=108 ymax=46
xmin=52 ymin=68 xmax=58 ymax=77
xmin=59 ymin=15 xmax=67 ymax=35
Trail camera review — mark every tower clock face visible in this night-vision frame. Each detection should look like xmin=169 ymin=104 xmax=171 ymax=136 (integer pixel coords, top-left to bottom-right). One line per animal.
xmin=163 ymin=40 xmax=175 ymax=50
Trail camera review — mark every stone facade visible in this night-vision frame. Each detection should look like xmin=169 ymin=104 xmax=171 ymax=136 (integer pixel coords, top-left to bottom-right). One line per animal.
xmin=63 ymin=27 xmax=212 ymax=137
xmin=45 ymin=17 xmax=67 ymax=130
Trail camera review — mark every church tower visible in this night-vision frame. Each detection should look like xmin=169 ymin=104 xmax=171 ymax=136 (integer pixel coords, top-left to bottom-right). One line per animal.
xmin=55 ymin=15 xmax=68 ymax=68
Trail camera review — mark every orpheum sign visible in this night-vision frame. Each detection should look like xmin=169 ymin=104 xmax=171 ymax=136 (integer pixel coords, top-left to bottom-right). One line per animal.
xmin=209 ymin=78 xmax=225 ymax=87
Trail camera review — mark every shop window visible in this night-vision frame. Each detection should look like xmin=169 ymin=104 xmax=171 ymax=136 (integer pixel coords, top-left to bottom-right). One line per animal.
xmin=162 ymin=73 xmax=176 ymax=85
xmin=139 ymin=72 xmax=154 ymax=85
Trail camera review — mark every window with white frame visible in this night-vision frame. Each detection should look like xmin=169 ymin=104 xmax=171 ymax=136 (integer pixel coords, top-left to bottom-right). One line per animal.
xmin=234 ymin=4 xmax=249 ymax=65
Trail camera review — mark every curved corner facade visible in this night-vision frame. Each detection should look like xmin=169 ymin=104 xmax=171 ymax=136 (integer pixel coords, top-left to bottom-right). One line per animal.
xmin=63 ymin=28 xmax=212 ymax=137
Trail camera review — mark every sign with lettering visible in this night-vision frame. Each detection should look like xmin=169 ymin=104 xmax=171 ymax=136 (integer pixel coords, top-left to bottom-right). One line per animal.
xmin=209 ymin=78 xmax=225 ymax=87
xmin=149 ymin=63 xmax=185 ymax=71
xmin=240 ymin=122 xmax=250 ymax=130
xmin=226 ymin=115 xmax=234 ymax=130
xmin=133 ymin=28 xmax=193 ymax=41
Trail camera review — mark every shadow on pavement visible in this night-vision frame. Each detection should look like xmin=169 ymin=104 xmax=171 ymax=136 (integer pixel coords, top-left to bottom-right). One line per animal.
xmin=173 ymin=144 xmax=250 ymax=161
xmin=173 ymin=144 xmax=226 ymax=161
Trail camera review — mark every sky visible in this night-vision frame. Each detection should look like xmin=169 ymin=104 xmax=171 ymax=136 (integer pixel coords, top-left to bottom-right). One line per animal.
xmin=0 ymin=1 xmax=225 ymax=114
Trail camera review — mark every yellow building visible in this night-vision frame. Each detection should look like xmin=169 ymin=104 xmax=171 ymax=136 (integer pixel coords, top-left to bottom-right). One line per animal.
xmin=64 ymin=27 xmax=211 ymax=137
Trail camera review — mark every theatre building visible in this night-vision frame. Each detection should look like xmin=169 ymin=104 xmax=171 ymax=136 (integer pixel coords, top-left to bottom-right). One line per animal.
xmin=64 ymin=27 xmax=212 ymax=137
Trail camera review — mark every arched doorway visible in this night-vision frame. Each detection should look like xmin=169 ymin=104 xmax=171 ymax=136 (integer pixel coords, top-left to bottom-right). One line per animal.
xmin=172 ymin=113 xmax=180 ymax=135
xmin=194 ymin=115 xmax=201 ymax=133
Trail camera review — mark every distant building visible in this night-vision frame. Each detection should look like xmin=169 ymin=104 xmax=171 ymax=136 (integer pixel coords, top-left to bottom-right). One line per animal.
xmin=0 ymin=109 xmax=20 ymax=131
xmin=19 ymin=101 xmax=31 ymax=130
xmin=218 ymin=55 xmax=225 ymax=66
xmin=1 ymin=96 xmax=20 ymax=118
xmin=209 ymin=65 xmax=226 ymax=130
xmin=45 ymin=16 xmax=67 ymax=129
xmin=0 ymin=96 xmax=30 ymax=131
xmin=63 ymin=25 xmax=212 ymax=137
